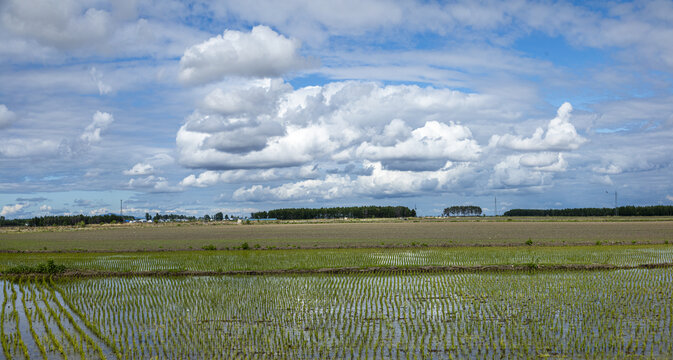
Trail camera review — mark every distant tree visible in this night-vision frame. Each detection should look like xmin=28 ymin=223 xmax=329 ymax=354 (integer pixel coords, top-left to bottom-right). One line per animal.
xmin=224 ymin=214 xmax=229 ymax=220
xmin=214 ymin=212 xmax=223 ymax=221
xmin=443 ymin=206 xmax=482 ymax=217
xmin=153 ymin=213 xmax=160 ymax=222
xmin=145 ymin=212 xmax=151 ymax=221
xmin=204 ymin=214 xmax=211 ymax=222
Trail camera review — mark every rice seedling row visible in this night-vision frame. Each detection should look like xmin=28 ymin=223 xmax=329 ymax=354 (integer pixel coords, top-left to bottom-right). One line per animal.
xmin=2 ymin=268 xmax=672 ymax=359
xmin=0 ymin=276 xmax=115 ymax=359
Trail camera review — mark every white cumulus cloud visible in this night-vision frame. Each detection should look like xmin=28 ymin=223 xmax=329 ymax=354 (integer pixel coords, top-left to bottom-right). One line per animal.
xmin=177 ymin=79 xmax=489 ymax=172
xmin=179 ymin=25 xmax=310 ymax=85
xmin=180 ymin=165 xmax=319 ymax=188
xmin=519 ymin=152 xmax=567 ymax=172
xmin=490 ymin=102 xmax=587 ymax=151
xmin=489 ymin=155 xmax=549 ymax=189
xmin=81 ymin=111 xmax=114 ymax=144
xmin=1 ymin=203 xmax=27 ymax=217
xmin=128 ymin=175 xmax=180 ymax=193
xmin=0 ymin=104 xmax=16 ymax=128
xmin=123 ymin=163 xmax=154 ymax=176
xmin=356 ymin=120 xmax=481 ymax=162
xmin=233 ymin=161 xmax=475 ymax=201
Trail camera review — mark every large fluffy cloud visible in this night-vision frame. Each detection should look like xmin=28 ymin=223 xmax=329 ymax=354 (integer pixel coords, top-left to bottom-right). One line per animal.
xmin=490 ymin=102 xmax=587 ymax=151
xmin=175 ymin=79 xmax=596 ymax=201
xmin=177 ymin=79 xmax=486 ymax=171
xmin=355 ymin=120 xmax=480 ymax=162
xmin=179 ymin=25 xmax=309 ymax=85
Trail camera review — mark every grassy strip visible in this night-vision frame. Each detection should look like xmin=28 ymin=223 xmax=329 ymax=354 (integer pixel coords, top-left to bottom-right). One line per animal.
xmin=2 ymin=244 xmax=673 ymax=274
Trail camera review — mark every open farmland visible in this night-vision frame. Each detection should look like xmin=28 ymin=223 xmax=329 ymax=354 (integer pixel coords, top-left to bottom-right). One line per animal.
xmin=2 ymin=219 xmax=673 ymax=358
xmin=2 ymin=269 xmax=673 ymax=359
xmin=1 ymin=218 xmax=672 ymax=252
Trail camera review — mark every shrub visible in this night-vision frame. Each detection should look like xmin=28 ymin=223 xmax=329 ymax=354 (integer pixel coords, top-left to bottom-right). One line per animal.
xmin=526 ymin=262 xmax=539 ymax=270
xmin=201 ymin=244 xmax=217 ymax=251
xmin=241 ymin=242 xmax=250 ymax=250
xmin=525 ymin=238 xmax=533 ymax=246
xmin=6 ymin=260 xmax=67 ymax=274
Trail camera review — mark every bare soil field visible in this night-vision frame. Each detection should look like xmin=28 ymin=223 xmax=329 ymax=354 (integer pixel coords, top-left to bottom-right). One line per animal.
xmin=1 ymin=218 xmax=672 ymax=252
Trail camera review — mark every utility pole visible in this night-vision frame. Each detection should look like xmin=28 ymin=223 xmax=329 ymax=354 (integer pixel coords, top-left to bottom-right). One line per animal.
xmin=494 ymin=196 xmax=497 ymax=217
xmin=614 ymin=191 xmax=618 ymax=216
xmin=120 ymin=200 xmax=123 ymax=218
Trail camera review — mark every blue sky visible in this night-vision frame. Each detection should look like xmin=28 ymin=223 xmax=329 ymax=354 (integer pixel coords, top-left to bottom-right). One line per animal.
xmin=1 ymin=0 xmax=673 ymax=219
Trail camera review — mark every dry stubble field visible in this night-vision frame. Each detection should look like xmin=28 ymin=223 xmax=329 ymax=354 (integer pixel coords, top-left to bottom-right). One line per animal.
xmin=1 ymin=218 xmax=672 ymax=252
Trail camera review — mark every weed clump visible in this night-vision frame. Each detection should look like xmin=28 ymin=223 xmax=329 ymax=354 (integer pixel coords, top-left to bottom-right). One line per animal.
xmin=525 ymin=238 xmax=533 ymax=246
xmin=525 ymin=262 xmax=539 ymax=270
xmin=201 ymin=244 xmax=217 ymax=251
xmin=6 ymin=260 xmax=67 ymax=274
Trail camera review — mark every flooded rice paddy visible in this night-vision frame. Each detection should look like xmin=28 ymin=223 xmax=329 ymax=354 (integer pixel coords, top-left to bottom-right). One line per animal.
xmin=1 ymin=268 xmax=672 ymax=359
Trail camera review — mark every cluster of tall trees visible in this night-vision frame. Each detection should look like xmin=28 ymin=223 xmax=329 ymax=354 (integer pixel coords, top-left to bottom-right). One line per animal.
xmin=443 ymin=206 xmax=483 ymax=216
xmin=0 ymin=214 xmax=132 ymax=227
xmin=146 ymin=213 xmax=197 ymax=222
xmin=251 ymin=206 xmax=416 ymax=220
xmin=504 ymin=205 xmax=673 ymax=217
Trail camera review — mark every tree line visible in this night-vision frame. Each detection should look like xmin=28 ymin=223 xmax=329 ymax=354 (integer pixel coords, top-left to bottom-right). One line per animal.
xmin=0 ymin=214 xmax=133 ymax=227
xmin=443 ymin=206 xmax=482 ymax=216
xmin=503 ymin=205 xmax=673 ymax=217
xmin=146 ymin=213 xmax=197 ymax=222
xmin=251 ymin=206 xmax=416 ymax=220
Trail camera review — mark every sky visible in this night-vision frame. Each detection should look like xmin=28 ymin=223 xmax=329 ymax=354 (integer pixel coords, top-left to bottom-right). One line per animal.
xmin=1 ymin=0 xmax=673 ymax=219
